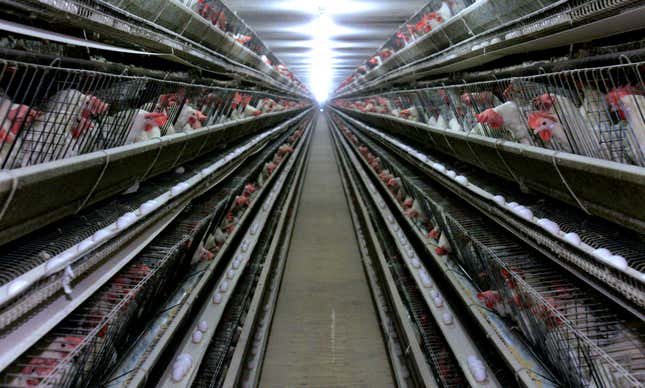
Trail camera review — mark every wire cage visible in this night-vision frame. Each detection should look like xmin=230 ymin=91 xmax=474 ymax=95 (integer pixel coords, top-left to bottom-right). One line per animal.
xmin=338 ymin=0 xmax=643 ymax=95
xmin=335 ymin=60 xmax=645 ymax=167
xmin=336 ymin=114 xmax=645 ymax=387
xmin=0 ymin=229 xmax=191 ymax=388
xmin=0 ymin=59 xmax=307 ymax=170
xmin=0 ymin=152 xmax=263 ymax=387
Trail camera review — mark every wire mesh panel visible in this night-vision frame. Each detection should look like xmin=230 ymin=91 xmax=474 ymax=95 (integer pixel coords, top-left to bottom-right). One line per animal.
xmin=0 ymin=59 xmax=308 ymax=169
xmin=335 ymin=60 xmax=645 ymax=167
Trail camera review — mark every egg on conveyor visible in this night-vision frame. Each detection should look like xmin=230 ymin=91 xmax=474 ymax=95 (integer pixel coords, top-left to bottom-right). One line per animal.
xmin=563 ymin=232 xmax=581 ymax=246
xmin=92 ymin=229 xmax=112 ymax=243
xmin=455 ymin=175 xmax=468 ymax=185
xmin=117 ymin=212 xmax=137 ymax=230
xmin=536 ymin=218 xmax=560 ymax=235
xmin=492 ymin=195 xmax=505 ymax=206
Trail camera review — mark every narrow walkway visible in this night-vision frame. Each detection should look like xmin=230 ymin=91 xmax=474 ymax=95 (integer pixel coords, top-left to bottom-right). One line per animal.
xmin=260 ymin=115 xmax=393 ymax=387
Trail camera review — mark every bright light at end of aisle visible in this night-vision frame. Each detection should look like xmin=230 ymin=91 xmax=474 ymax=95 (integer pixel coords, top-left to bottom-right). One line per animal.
xmin=312 ymin=6 xmax=333 ymax=103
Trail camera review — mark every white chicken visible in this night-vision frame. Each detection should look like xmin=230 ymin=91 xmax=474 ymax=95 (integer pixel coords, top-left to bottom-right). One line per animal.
xmin=18 ymin=89 xmax=108 ymax=166
xmin=527 ymin=111 xmax=573 ymax=152
xmin=105 ymin=109 xmax=167 ymax=145
xmin=398 ymin=106 xmax=420 ymax=122
xmin=174 ymin=105 xmax=207 ymax=132
xmin=0 ymin=96 xmax=42 ymax=167
xmin=475 ymin=101 xmax=531 ymax=144
xmin=606 ymin=87 xmax=645 ymax=161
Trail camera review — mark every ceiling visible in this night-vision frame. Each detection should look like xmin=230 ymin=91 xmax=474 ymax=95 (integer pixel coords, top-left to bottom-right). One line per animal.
xmin=224 ymin=0 xmax=427 ymax=100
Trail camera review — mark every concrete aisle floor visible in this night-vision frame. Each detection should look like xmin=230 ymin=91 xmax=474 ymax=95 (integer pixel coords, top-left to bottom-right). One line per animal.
xmin=259 ymin=115 xmax=393 ymax=387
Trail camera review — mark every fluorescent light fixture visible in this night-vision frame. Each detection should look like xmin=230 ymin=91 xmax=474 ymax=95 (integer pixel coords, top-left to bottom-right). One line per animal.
xmin=311 ymin=7 xmax=334 ymax=103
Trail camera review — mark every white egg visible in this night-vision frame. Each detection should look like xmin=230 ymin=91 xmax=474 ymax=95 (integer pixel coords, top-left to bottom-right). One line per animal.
xmin=492 ymin=195 xmax=505 ymax=206
xmin=171 ymin=368 xmax=185 ymax=382
xmin=198 ymin=320 xmax=208 ymax=332
xmin=410 ymin=258 xmax=421 ymax=268
xmin=227 ymin=269 xmax=235 ymax=279
xmin=419 ymin=270 xmax=433 ymax=288
xmin=220 ymin=281 xmax=229 ymax=293
xmin=507 ymin=202 xmax=519 ymax=209
xmin=537 ymin=218 xmax=560 ymax=235
xmin=433 ymin=296 xmax=444 ymax=307
xmin=139 ymin=200 xmax=158 ymax=215
xmin=514 ymin=207 xmax=533 ymax=221
xmin=433 ymin=163 xmax=446 ymax=173
xmin=77 ymin=239 xmax=94 ymax=253
xmin=593 ymin=248 xmax=612 ymax=260
xmin=490 ymin=37 xmax=502 ymax=44
xmin=442 ymin=311 xmax=453 ymax=325
xmin=563 ymin=232 xmax=581 ymax=246
xmin=446 ymin=170 xmax=457 ymax=178
xmin=232 ymin=260 xmax=241 ymax=269
xmin=117 ymin=212 xmax=137 ymax=230
xmin=45 ymin=254 xmax=73 ymax=275
xmin=171 ymin=183 xmax=187 ymax=196
xmin=467 ymin=355 xmax=487 ymax=383
xmin=92 ymin=229 xmax=111 ymax=243
xmin=606 ymin=255 xmax=628 ymax=270
xmin=192 ymin=330 xmax=203 ymax=344
xmin=213 ymin=293 xmax=223 ymax=304
xmin=455 ymin=175 xmax=468 ymax=185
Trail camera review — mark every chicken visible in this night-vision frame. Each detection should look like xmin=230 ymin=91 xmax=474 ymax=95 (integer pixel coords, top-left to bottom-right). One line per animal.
xmin=174 ymin=105 xmax=207 ymax=132
xmin=107 ymin=109 xmax=167 ymax=145
xmin=448 ymin=116 xmax=462 ymax=131
xmin=398 ymin=106 xmax=420 ymax=122
xmin=606 ymin=86 xmax=645 ymax=160
xmin=476 ymin=101 xmax=531 ymax=144
xmin=416 ymin=1 xmax=452 ymax=34
xmin=18 ymin=89 xmax=109 ymax=166
xmin=263 ymin=161 xmax=277 ymax=178
xmin=405 ymin=199 xmax=428 ymax=225
xmin=0 ymin=97 xmax=42 ymax=167
xmin=435 ymin=232 xmax=451 ymax=256
xmin=10 ymin=336 xmax=84 ymax=386
xmin=243 ymin=183 xmax=257 ymax=198
xmin=527 ymin=111 xmax=572 ymax=152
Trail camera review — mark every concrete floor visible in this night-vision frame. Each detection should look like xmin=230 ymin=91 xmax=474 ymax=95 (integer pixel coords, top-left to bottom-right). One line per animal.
xmin=260 ymin=115 xmax=393 ymax=387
